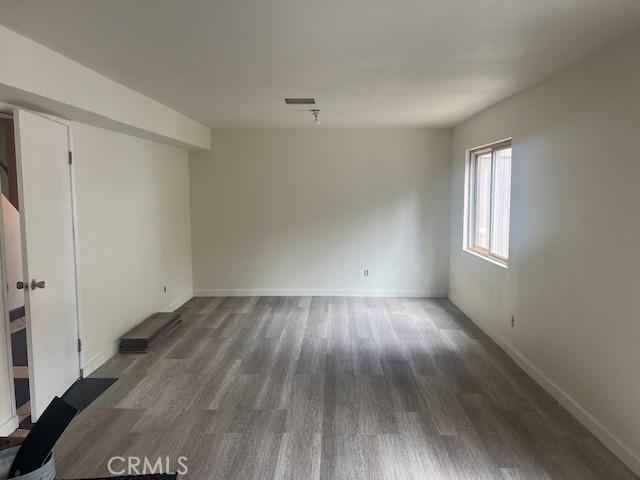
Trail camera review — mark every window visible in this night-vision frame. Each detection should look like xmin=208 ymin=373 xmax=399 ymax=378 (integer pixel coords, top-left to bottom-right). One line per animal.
xmin=464 ymin=139 xmax=512 ymax=266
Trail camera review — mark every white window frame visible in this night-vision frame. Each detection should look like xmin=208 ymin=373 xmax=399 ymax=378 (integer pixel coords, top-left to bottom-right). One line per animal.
xmin=463 ymin=139 xmax=512 ymax=268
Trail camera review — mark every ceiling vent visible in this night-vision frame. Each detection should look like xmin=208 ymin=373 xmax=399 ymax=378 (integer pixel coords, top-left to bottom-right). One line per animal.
xmin=284 ymin=98 xmax=315 ymax=105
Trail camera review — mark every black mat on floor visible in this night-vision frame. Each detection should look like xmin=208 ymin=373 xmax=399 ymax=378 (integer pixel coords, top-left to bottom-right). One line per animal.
xmin=61 ymin=377 xmax=118 ymax=413
xmin=11 ymin=329 xmax=28 ymax=366
xmin=14 ymin=377 xmax=29 ymax=407
xmin=9 ymin=397 xmax=78 ymax=478
xmin=18 ymin=415 xmax=33 ymax=430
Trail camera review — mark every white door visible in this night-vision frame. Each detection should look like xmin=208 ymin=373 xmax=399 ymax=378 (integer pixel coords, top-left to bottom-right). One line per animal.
xmin=14 ymin=109 xmax=79 ymax=421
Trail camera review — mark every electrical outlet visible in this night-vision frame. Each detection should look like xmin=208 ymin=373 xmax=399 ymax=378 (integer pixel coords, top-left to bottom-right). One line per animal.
xmin=364 ymin=268 xmax=369 ymax=278
xmin=511 ymin=315 xmax=515 ymax=327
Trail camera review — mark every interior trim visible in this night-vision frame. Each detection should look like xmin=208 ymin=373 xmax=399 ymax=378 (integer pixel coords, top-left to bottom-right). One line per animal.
xmin=160 ymin=290 xmax=194 ymax=314
xmin=195 ymin=288 xmax=446 ymax=298
xmin=0 ymin=414 xmax=18 ymax=436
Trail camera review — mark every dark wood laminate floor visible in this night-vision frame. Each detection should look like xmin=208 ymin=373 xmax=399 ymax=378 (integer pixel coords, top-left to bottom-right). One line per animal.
xmin=54 ymin=297 xmax=637 ymax=479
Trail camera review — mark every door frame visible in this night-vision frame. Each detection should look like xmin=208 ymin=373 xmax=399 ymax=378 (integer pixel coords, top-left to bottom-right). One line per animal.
xmin=0 ymin=103 xmax=83 ymax=427
xmin=0 ymin=108 xmax=19 ymax=430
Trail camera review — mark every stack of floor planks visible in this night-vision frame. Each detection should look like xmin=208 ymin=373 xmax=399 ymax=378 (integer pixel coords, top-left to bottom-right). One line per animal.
xmin=119 ymin=312 xmax=181 ymax=353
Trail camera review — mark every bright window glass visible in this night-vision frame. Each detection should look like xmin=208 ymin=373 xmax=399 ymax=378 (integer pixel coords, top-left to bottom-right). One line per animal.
xmin=465 ymin=140 xmax=512 ymax=266
xmin=473 ymin=152 xmax=492 ymax=250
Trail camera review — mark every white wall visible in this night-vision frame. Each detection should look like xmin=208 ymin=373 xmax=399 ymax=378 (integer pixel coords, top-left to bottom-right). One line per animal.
xmin=73 ymin=123 xmax=193 ymax=374
xmin=190 ymin=128 xmax=451 ymax=296
xmin=0 ymin=26 xmax=210 ymax=150
xmin=449 ymin=31 xmax=640 ymax=474
xmin=1 ymin=196 xmax=23 ymax=311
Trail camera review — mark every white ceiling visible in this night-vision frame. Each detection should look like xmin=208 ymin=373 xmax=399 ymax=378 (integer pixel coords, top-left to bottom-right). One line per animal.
xmin=2 ymin=0 xmax=640 ymax=128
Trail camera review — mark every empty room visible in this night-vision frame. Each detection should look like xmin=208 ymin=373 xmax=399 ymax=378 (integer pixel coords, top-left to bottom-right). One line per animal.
xmin=0 ymin=0 xmax=638 ymax=479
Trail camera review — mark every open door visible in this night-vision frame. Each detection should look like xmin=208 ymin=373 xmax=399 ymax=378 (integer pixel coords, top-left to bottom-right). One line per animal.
xmin=13 ymin=109 xmax=79 ymax=421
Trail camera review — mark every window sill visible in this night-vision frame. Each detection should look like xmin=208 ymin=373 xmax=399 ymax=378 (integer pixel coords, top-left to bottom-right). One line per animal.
xmin=463 ymin=247 xmax=509 ymax=269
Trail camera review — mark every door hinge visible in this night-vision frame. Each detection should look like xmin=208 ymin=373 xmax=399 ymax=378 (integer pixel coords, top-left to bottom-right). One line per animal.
xmin=77 ymin=338 xmax=82 ymax=352
xmin=68 ymin=151 xmax=73 ymax=165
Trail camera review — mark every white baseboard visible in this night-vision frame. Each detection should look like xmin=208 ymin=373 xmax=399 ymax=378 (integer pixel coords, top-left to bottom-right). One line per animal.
xmin=82 ymin=342 xmax=118 ymax=377
xmin=195 ymin=288 xmax=443 ymax=298
xmin=449 ymin=294 xmax=640 ymax=477
xmin=161 ymin=290 xmax=194 ymax=313
xmin=0 ymin=415 xmax=18 ymax=435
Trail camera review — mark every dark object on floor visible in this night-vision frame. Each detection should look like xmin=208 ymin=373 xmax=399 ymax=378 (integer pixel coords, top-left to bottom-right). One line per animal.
xmin=62 ymin=377 xmax=117 ymax=413
xmin=14 ymin=378 xmax=29 ymax=408
xmin=10 ymin=329 xmax=28 ymax=366
xmin=8 ymin=396 xmax=77 ymax=478
xmin=119 ymin=312 xmax=181 ymax=353
xmin=18 ymin=416 xmax=33 ymax=430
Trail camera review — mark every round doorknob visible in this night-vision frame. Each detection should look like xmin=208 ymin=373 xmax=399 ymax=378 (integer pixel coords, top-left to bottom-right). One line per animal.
xmin=16 ymin=281 xmax=26 ymax=290
xmin=30 ymin=279 xmax=45 ymax=290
